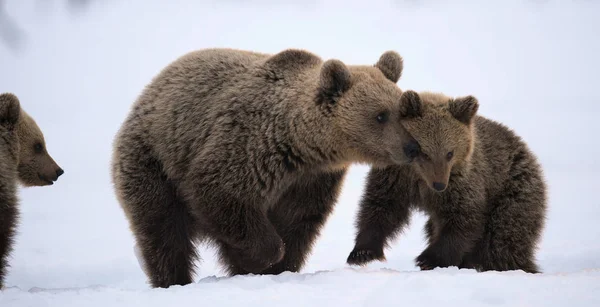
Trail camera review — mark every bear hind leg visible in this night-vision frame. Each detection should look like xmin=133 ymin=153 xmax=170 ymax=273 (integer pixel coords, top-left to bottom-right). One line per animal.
xmin=114 ymin=154 xmax=199 ymax=288
xmin=470 ymin=170 xmax=545 ymax=274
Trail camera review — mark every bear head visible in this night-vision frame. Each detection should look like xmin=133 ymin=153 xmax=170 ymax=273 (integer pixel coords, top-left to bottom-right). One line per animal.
xmin=316 ymin=50 xmax=416 ymax=167
xmin=398 ymin=90 xmax=478 ymax=192
xmin=0 ymin=93 xmax=64 ymax=186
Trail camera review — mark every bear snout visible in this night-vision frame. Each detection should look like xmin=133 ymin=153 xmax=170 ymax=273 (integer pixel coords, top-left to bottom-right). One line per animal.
xmin=432 ymin=182 xmax=447 ymax=192
xmin=47 ymin=167 xmax=64 ymax=182
xmin=402 ymin=140 xmax=421 ymax=161
xmin=55 ymin=167 xmax=64 ymax=179
xmin=38 ymin=167 xmax=64 ymax=185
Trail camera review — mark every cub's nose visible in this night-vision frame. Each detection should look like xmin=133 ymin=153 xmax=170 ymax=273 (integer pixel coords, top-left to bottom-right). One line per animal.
xmin=56 ymin=168 xmax=64 ymax=178
xmin=432 ymin=182 xmax=446 ymax=192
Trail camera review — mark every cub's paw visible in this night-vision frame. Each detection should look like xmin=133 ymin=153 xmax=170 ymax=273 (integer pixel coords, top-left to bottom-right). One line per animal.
xmin=347 ymin=247 xmax=385 ymax=266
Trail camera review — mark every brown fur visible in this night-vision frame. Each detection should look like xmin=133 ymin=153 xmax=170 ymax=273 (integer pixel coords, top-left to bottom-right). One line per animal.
xmin=0 ymin=93 xmax=20 ymax=290
xmin=347 ymin=90 xmax=547 ymax=274
xmin=111 ymin=48 xmax=414 ymax=288
xmin=0 ymin=93 xmax=64 ymax=289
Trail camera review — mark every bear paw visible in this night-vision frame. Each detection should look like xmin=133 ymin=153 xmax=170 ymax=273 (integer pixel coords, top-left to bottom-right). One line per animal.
xmin=415 ymin=245 xmax=455 ymax=271
xmin=232 ymin=236 xmax=285 ymax=273
xmin=346 ymin=247 xmax=385 ymax=266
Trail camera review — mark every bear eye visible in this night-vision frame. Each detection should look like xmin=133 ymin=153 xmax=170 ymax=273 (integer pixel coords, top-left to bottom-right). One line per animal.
xmin=421 ymin=152 xmax=431 ymax=161
xmin=34 ymin=143 xmax=43 ymax=154
xmin=447 ymin=151 xmax=454 ymax=160
xmin=376 ymin=111 xmax=389 ymax=124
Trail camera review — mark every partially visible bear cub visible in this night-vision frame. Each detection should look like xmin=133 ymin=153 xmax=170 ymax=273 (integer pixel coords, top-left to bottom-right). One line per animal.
xmin=112 ymin=48 xmax=415 ymax=288
xmin=347 ymin=90 xmax=547 ymax=273
xmin=0 ymin=93 xmax=64 ymax=289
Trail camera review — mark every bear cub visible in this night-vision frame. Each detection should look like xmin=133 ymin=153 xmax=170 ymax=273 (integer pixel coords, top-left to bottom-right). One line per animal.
xmin=0 ymin=93 xmax=64 ymax=289
xmin=347 ymin=90 xmax=547 ymax=273
xmin=112 ymin=48 xmax=414 ymax=288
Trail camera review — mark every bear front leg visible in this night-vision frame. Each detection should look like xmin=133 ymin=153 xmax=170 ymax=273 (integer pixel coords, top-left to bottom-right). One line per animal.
xmin=347 ymin=166 xmax=412 ymax=266
xmin=423 ymin=218 xmax=439 ymax=246
xmin=415 ymin=193 xmax=485 ymax=271
xmin=260 ymin=169 xmax=347 ymax=275
xmin=0 ymin=197 xmax=17 ymax=289
xmin=185 ymin=183 xmax=285 ymax=275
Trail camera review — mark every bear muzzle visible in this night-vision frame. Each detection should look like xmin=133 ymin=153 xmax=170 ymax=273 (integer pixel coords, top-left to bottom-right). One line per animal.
xmin=39 ymin=166 xmax=64 ymax=185
xmin=432 ymin=182 xmax=447 ymax=192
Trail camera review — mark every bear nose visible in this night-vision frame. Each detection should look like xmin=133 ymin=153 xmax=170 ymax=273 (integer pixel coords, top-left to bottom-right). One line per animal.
xmin=56 ymin=168 xmax=64 ymax=178
xmin=432 ymin=182 xmax=446 ymax=191
xmin=403 ymin=140 xmax=421 ymax=160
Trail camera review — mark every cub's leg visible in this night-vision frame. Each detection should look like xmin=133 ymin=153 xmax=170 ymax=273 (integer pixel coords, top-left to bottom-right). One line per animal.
xmin=347 ymin=166 xmax=413 ymax=266
xmin=423 ymin=218 xmax=438 ymax=245
xmin=415 ymin=179 xmax=486 ymax=270
xmin=469 ymin=158 xmax=546 ymax=273
xmin=0 ymin=192 xmax=17 ymax=289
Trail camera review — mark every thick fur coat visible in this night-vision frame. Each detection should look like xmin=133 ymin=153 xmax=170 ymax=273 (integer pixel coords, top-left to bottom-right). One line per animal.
xmin=112 ymin=48 xmax=414 ymax=288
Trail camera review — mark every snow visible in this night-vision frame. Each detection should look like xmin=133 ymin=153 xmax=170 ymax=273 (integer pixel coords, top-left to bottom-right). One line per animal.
xmin=1 ymin=0 xmax=599 ymax=306
xmin=3 ymin=269 xmax=600 ymax=307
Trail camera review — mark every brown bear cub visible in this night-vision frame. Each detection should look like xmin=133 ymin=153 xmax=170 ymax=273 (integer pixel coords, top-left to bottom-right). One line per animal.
xmin=347 ymin=90 xmax=547 ymax=273
xmin=112 ymin=48 xmax=415 ymax=288
xmin=0 ymin=93 xmax=64 ymax=289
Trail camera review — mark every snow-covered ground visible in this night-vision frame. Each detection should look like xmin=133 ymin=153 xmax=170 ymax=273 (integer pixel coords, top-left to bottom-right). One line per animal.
xmin=1 ymin=0 xmax=599 ymax=306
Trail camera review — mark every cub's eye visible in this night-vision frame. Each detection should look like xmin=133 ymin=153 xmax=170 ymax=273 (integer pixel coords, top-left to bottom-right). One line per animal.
xmin=421 ymin=153 xmax=431 ymax=161
xmin=376 ymin=111 xmax=389 ymax=124
xmin=34 ymin=143 xmax=43 ymax=153
xmin=447 ymin=151 xmax=454 ymax=160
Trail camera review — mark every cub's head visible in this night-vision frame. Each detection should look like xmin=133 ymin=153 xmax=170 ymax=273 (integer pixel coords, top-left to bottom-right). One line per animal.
xmin=317 ymin=51 xmax=415 ymax=167
xmin=398 ymin=90 xmax=479 ymax=192
xmin=0 ymin=93 xmax=64 ymax=187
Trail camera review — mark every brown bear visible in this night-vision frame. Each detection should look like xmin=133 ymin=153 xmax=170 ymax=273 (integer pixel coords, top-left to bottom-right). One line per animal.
xmin=0 ymin=92 xmax=64 ymax=289
xmin=347 ymin=90 xmax=547 ymax=273
xmin=111 ymin=47 xmax=415 ymax=288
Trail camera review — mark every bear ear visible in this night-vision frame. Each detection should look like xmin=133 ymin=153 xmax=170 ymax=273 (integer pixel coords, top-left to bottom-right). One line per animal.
xmin=0 ymin=93 xmax=21 ymax=130
xmin=374 ymin=51 xmax=403 ymax=83
xmin=318 ymin=59 xmax=352 ymax=104
xmin=264 ymin=49 xmax=321 ymax=73
xmin=449 ymin=95 xmax=479 ymax=125
xmin=399 ymin=90 xmax=423 ymax=118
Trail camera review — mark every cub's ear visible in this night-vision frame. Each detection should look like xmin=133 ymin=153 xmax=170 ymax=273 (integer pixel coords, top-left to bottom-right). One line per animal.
xmin=375 ymin=50 xmax=403 ymax=83
xmin=399 ymin=90 xmax=423 ymax=118
xmin=0 ymin=93 xmax=21 ymax=130
xmin=449 ymin=95 xmax=479 ymax=125
xmin=318 ymin=59 xmax=352 ymax=104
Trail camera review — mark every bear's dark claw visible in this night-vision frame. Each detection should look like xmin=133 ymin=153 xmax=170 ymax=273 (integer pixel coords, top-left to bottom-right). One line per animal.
xmin=346 ymin=248 xmax=384 ymax=266
xmin=415 ymin=247 xmax=446 ymax=271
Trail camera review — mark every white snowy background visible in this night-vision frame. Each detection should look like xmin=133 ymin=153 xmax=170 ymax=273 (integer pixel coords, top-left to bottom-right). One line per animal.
xmin=1 ymin=0 xmax=599 ymax=306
